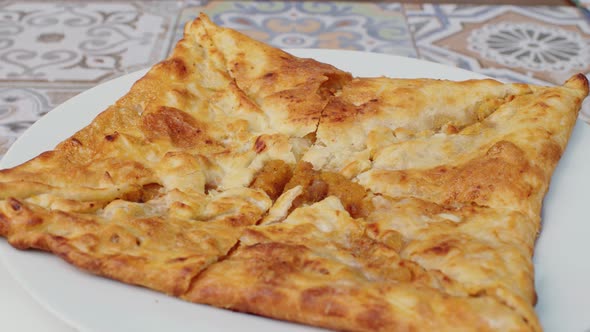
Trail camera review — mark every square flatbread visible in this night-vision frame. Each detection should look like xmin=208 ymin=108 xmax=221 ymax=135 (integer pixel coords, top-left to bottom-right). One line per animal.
xmin=0 ymin=14 xmax=587 ymax=331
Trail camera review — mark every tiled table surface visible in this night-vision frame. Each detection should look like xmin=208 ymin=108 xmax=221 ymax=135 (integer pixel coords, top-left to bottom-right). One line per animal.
xmin=1 ymin=1 xmax=590 ymax=158
xmin=1 ymin=1 xmax=590 ymax=331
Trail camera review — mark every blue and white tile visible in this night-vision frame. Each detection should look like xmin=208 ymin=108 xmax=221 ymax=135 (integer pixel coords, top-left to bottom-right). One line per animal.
xmin=178 ymin=1 xmax=417 ymax=57
xmin=405 ymin=4 xmax=590 ymax=86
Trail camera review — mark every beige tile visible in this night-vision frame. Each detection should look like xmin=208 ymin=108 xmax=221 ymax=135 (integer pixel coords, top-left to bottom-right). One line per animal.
xmin=437 ymin=11 xmax=590 ymax=84
xmin=0 ymin=1 xmax=182 ymax=85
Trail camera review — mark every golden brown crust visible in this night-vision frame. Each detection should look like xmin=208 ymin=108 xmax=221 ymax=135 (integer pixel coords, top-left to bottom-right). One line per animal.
xmin=198 ymin=14 xmax=352 ymax=138
xmin=0 ymin=188 xmax=270 ymax=295
xmin=0 ymin=14 xmax=347 ymax=300
xmin=0 ymin=13 xmax=588 ymax=332
xmin=357 ymin=79 xmax=587 ymax=219
xmin=301 ymin=77 xmax=533 ymax=177
xmin=185 ymin=199 xmax=531 ymax=332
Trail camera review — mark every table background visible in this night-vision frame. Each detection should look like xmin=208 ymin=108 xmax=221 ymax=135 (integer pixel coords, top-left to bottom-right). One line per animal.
xmin=1 ymin=0 xmax=590 ymax=158
xmin=1 ymin=1 xmax=589 ymax=331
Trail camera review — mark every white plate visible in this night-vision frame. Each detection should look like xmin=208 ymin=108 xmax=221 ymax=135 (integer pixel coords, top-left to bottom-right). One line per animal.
xmin=1 ymin=49 xmax=589 ymax=332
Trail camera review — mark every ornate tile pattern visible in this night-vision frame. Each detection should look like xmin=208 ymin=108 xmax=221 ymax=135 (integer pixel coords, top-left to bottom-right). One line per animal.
xmin=404 ymin=4 xmax=590 ymax=121
xmin=0 ymin=1 xmax=183 ymax=155
xmin=0 ymin=86 xmax=84 ymax=155
xmin=468 ymin=22 xmax=588 ymax=73
xmin=0 ymin=1 xmax=182 ymax=84
xmin=0 ymin=1 xmax=588 ymax=159
xmin=177 ymin=1 xmax=416 ymax=57
xmin=405 ymin=4 xmax=590 ymax=84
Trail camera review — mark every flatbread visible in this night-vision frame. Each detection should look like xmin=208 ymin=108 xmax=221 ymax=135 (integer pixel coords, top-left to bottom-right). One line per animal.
xmin=0 ymin=13 xmax=587 ymax=331
xmin=0 ymin=14 xmax=349 ymax=296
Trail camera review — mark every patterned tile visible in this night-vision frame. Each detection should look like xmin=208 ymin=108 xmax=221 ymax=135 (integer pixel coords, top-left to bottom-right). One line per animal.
xmin=0 ymin=1 xmax=182 ymax=85
xmin=405 ymin=4 xmax=590 ymax=122
xmin=0 ymin=86 xmax=83 ymax=153
xmin=0 ymin=1 xmax=183 ymax=158
xmin=1 ymin=1 xmax=589 ymax=161
xmin=405 ymin=4 xmax=590 ymax=85
xmin=176 ymin=1 xmax=416 ymax=57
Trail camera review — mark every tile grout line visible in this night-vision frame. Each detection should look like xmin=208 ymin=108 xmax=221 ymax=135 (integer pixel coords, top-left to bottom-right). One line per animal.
xmin=166 ymin=0 xmax=187 ymax=56
xmin=400 ymin=3 xmax=422 ymax=59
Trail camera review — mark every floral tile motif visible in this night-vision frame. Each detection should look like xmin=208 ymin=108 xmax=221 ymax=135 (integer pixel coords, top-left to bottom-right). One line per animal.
xmin=468 ymin=22 xmax=587 ymax=73
xmin=177 ymin=1 xmax=416 ymax=57
xmin=0 ymin=1 xmax=182 ymax=85
xmin=404 ymin=4 xmax=590 ymax=86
